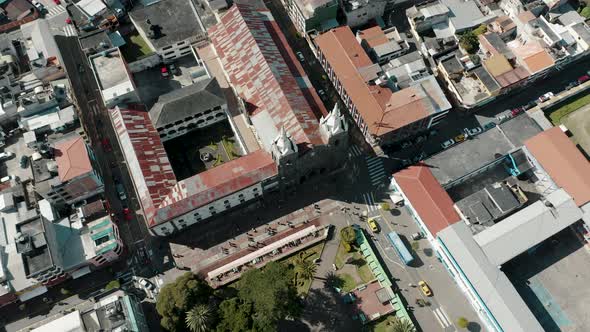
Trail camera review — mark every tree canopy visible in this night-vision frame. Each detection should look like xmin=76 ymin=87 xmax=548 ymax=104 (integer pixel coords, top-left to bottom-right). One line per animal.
xmin=238 ymin=261 xmax=301 ymax=331
xmin=459 ymin=30 xmax=480 ymax=54
xmin=582 ymin=7 xmax=590 ymax=19
xmin=156 ymin=272 xmax=213 ymax=332
xmin=215 ymin=298 xmax=254 ymax=332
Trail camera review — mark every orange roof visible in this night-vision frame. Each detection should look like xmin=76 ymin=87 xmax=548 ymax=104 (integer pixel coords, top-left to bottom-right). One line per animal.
xmin=315 ymin=26 xmax=433 ymax=137
xmin=357 ymin=26 xmax=389 ymax=48
xmin=525 ymin=127 xmax=590 ymax=207
xmin=523 ymin=50 xmax=554 ymax=74
xmin=54 ymin=135 xmax=93 ymax=182
xmin=394 ymin=165 xmax=461 ymax=236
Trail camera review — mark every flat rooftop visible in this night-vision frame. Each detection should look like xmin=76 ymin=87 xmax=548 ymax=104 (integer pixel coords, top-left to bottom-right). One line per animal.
xmin=424 ymin=115 xmax=542 ymax=187
xmin=90 ymin=48 xmax=134 ymax=104
xmin=130 ymin=0 xmax=206 ymax=50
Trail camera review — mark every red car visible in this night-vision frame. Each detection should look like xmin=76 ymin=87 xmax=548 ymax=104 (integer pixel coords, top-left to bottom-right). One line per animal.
xmin=123 ymin=207 xmax=133 ymax=221
xmin=511 ymin=107 xmax=524 ymax=116
xmin=161 ymin=66 xmax=169 ymax=78
xmin=53 ymin=0 xmax=60 ymax=4
xmin=578 ymin=75 xmax=590 ymax=84
xmin=101 ymin=137 xmax=112 ymax=152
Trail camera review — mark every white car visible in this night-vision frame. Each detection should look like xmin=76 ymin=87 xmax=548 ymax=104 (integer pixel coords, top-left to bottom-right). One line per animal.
xmin=0 ymin=151 xmax=14 ymax=160
xmin=463 ymin=127 xmax=482 ymax=136
xmin=296 ymin=51 xmax=305 ymax=63
xmin=441 ymin=139 xmax=454 ymax=149
xmin=31 ymin=0 xmax=44 ymax=12
xmin=0 ymin=175 xmax=15 ymax=183
xmin=138 ymin=278 xmax=156 ymax=292
xmin=537 ymin=92 xmax=554 ymax=103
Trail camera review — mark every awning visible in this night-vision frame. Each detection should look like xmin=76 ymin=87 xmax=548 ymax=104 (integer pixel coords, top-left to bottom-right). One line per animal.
xmin=18 ymin=285 xmax=48 ymax=302
xmin=389 ymin=193 xmax=404 ymax=205
xmin=208 ymin=225 xmax=319 ymax=279
xmin=71 ymin=266 xmax=92 ymax=279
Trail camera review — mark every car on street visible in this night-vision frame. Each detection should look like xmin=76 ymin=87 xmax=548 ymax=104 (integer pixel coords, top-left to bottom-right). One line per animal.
xmin=137 ymin=277 xmax=156 ymax=292
xmin=482 ymin=122 xmax=496 ymax=131
xmin=578 ymin=75 xmax=590 ymax=84
xmin=537 ymin=92 xmax=554 ymax=103
xmin=419 ymin=280 xmax=432 ymax=296
xmin=565 ymin=81 xmax=578 ymax=90
xmin=511 ymin=107 xmax=525 ymax=116
xmin=31 ymin=0 xmax=44 ymax=12
xmin=454 ymin=134 xmax=466 ymax=143
xmin=441 ymin=139 xmax=454 ymax=149
xmin=318 ymin=89 xmax=327 ymax=101
xmin=0 ymin=175 xmax=15 ymax=183
xmin=20 ymin=155 xmax=29 ymax=168
xmin=367 ymin=217 xmax=380 ymax=233
xmin=115 ymin=182 xmax=127 ymax=201
xmin=463 ymin=127 xmax=482 ymax=136
xmin=296 ymin=51 xmax=305 ymax=63
xmin=0 ymin=151 xmax=14 ymax=161
xmin=122 ymin=207 xmax=133 ymax=221
xmin=101 ymin=137 xmax=112 ymax=152
xmin=523 ymin=101 xmax=537 ymax=110
xmin=160 ymin=66 xmax=169 ymax=78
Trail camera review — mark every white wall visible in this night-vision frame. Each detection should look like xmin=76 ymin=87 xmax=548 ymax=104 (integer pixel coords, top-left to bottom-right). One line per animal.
xmin=151 ymin=183 xmax=263 ymax=236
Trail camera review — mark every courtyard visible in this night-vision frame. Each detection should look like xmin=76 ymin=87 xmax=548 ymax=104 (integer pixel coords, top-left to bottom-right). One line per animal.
xmin=163 ymin=121 xmax=240 ymax=181
xmin=561 ymin=104 xmax=590 ymax=157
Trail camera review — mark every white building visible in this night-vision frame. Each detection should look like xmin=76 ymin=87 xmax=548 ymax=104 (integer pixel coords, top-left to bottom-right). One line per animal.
xmin=340 ymin=0 xmax=386 ymax=28
xmin=89 ymin=48 xmax=139 ymax=108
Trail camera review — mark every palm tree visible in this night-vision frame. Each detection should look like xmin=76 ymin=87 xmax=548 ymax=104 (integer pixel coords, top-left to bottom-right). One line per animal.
xmin=340 ymin=226 xmax=356 ymax=245
xmin=295 ymin=258 xmax=317 ymax=281
xmin=185 ymin=304 xmax=212 ymax=332
xmin=387 ymin=317 xmax=416 ymax=332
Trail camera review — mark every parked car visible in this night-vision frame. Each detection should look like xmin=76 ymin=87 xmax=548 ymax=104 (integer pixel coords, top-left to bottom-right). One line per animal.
xmin=31 ymin=0 xmax=44 ymax=12
xmin=419 ymin=280 xmax=432 ymax=296
xmin=20 ymin=155 xmax=29 ymax=168
xmin=115 ymin=182 xmax=127 ymax=201
xmin=482 ymin=122 xmax=496 ymax=131
xmin=578 ymin=75 xmax=590 ymax=84
xmin=511 ymin=107 xmax=525 ymax=116
xmin=411 ymin=232 xmax=422 ymax=240
xmin=137 ymin=277 xmax=156 ymax=292
xmin=53 ymin=0 xmax=60 ymax=4
xmin=565 ymin=82 xmax=578 ymax=90
xmin=317 ymin=89 xmax=327 ymax=101
xmin=168 ymin=63 xmax=180 ymax=76
xmin=401 ymin=141 xmax=413 ymax=148
xmin=441 ymin=139 xmax=454 ymax=149
xmin=160 ymin=66 xmax=169 ymax=78
xmin=367 ymin=217 xmax=380 ymax=233
xmin=454 ymin=134 xmax=466 ymax=143
xmin=0 ymin=151 xmax=14 ymax=161
xmin=101 ymin=137 xmax=112 ymax=152
xmin=496 ymin=113 xmax=510 ymax=122
xmin=464 ymin=127 xmax=482 ymax=136
xmin=523 ymin=101 xmax=537 ymax=110
xmin=296 ymin=51 xmax=305 ymax=63
xmin=537 ymin=92 xmax=554 ymax=103
xmin=0 ymin=175 xmax=15 ymax=183
xmin=123 ymin=207 xmax=133 ymax=221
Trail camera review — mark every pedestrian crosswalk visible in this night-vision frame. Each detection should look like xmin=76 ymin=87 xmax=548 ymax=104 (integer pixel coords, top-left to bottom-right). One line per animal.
xmin=363 ymin=192 xmax=378 ymax=212
xmin=63 ymin=25 xmax=77 ymax=37
xmin=432 ymin=307 xmax=452 ymax=328
xmin=365 ymin=155 xmax=386 ymax=187
xmin=348 ymin=145 xmax=363 ymax=158
xmin=46 ymin=4 xmax=66 ymax=18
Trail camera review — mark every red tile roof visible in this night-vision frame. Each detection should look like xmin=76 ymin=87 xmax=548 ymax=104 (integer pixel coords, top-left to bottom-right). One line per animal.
xmin=525 ymin=127 xmax=590 ymax=207
xmin=111 ymin=106 xmax=278 ymax=227
xmin=357 ymin=26 xmax=389 ymax=48
xmin=53 ymin=135 xmax=93 ymax=182
xmin=394 ymin=165 xmax=461 ymax=236
xmin=209 ymin=1 xmax=326 ymax=150
xmin=314 ymin=26 xmax=436 ymax=138
xmin=154 ymin=150 xmax=277 ymax=225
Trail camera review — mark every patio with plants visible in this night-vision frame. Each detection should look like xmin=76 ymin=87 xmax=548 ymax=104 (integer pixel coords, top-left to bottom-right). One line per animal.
xmin=283 ymin=242 xmax=325 ymax=296
xmin=332 ymin=226 xmax=376 ymax=292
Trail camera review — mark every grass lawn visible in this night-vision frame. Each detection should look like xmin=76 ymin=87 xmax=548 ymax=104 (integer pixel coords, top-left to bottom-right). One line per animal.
xmin=335 ymin=241 xmax=354 ymax=269
xmin=371 ymin=315 xmax=399 ymax=332
xmin=120 ymin=33 xmax=153 ymax=62
xmin=339 ymin=273 xmax=357 ymax=292
xmin=546 ymin=93 xmax=590 ymax=124
xmin=351 ymin=252 xmax=374 ymax=283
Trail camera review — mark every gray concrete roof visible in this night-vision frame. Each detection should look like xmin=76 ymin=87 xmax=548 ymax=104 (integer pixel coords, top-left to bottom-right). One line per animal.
xmin=425 ymin=115 xmax=542 ymax=186
xmin=130 ymin=0 xmax=206 ymax=50
xmin=473 ymin=188 xmax=582 ymax=266
xmin=148 ymin=78 xmax=226 ymax=128
xmin=438 ymin=222 xmax=544 ymax=332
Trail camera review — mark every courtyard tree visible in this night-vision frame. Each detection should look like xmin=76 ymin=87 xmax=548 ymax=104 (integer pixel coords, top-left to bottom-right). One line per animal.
xmin=459 ymin=30 xmax=479 ymax=54
xmin=238 ymin=261 xmax=301 ymax=330
xmin=185 ymin=304 xmax=213 ymax=332
xmin=156 ymin=272 xmax=213 ymax=332
xmin=294 ymin=257 xmax=317 ymax=281
xmin=387 ymin=317 xmax=416 ymax=332
xmin=340 ymin=226 xmax=356 ymax=245
xmin=215 ymin=298 xmax=254 ymax=332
